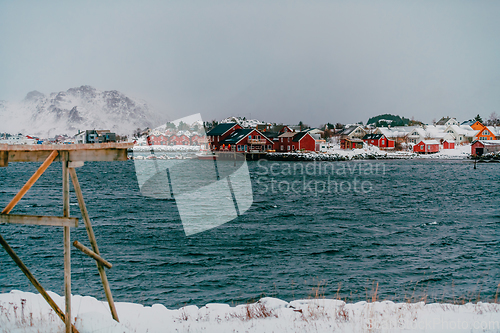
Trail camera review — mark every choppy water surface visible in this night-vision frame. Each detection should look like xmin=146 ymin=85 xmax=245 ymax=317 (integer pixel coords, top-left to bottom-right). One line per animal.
xmin=0 ymin=159 xmax=499 ymax=308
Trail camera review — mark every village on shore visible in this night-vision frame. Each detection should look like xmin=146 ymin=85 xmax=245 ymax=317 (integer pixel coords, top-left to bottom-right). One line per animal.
xmin=2 ymin=114 xmax=500 ymax=160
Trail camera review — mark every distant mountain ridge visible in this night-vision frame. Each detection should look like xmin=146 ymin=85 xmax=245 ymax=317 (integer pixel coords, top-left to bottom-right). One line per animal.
xmin=0 ymin=85 xmax=162 ymax=137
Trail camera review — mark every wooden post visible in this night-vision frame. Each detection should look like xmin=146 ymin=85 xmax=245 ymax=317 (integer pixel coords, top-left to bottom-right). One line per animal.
xmin=0 ymin=150 xmax=7 ymax=167
xmin=62 ymin=151 xmax=71 ymax=333
xmin=0 ymin=233 xmax=79 ymax=333
xmin=2 ymin=150 xmax=58 ymax=214
xmin=69 ymin=168 xmax=119 ymax=322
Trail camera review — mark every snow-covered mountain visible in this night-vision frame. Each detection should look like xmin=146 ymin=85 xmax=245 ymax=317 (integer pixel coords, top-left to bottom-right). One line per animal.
xmin=0 ymin=86 xmax=162 ymax=137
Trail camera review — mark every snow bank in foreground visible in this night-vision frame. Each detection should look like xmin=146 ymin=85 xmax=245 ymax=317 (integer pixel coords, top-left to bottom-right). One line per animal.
xmin=1 ymin=291 xmax=500 ymax=333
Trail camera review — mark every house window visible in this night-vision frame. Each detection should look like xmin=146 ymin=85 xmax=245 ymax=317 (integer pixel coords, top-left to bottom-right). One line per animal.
xmin=287 ymin=145 xmax=290 ymax=151
xmin=244 ymin=145 xmax=247 ymax=151
xmin=281 ymin=138 xmax=283 ymax=142
xmin=237 ymin=145 xmax=241 ymax=151
xmin=382 ymin=139 xmax=385 ymax=145
xmin=248 ymin=135 xmax=252 ymax=140
xmin=281 ymin=145 xmax=284 ymax=150
xmin=483 ymin=130 xmax=489 ymax=135
xmin=292 ymin=145 xmax=295 ymax=150
xmin=420 ymin=145 xmax=424 ymax=150
xmin=256 ymin=135 xmax=260 ymax=140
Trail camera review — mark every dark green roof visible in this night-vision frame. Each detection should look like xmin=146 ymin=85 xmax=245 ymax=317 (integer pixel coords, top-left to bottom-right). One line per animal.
xmin=362 ymin=133 xmax=384 ymax=140
xmin=292 ymin=131 xmax=310 ymax=142
xmin=261 ymin=131 xmax=280 ymax=139
xmin=220 ymin=129 xmax=254 ymax=145
xmin=206 ymin=123 xmax=238 ymax=136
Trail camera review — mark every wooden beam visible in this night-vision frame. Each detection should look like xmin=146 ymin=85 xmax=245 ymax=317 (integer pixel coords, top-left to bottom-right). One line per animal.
xmin=6 ymin=148 xmax=128 ymax=163
xmin=68 ymin=148 xmax=128 ymax=162
xmin=69 ymin=168 xmax=119 ymax=322
xmin=2 ymin=150 xmax=58 ymax=214
xmin=0 ymin=233 xmax=80 ymax=333
xmin=62 ymin=152 xmax=72 ymax=333
xmin=0 ymin=214 xmax=78 ymax=227
xmin=0 ymin=143 xmax=133 ymax=163
xmin=73 ymin=240 xmax=112 ymax=269
xmin=0 ymin=142 xmax=133 ymax=151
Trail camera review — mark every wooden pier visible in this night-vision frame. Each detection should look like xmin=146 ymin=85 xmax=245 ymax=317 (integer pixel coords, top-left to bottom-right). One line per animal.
xmin=0 ymin=143 xmax=133 ymax=333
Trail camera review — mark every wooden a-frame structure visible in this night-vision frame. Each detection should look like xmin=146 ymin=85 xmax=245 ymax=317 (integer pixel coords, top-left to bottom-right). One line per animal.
xmin=0 ymin=143 xmax=133 ymax=333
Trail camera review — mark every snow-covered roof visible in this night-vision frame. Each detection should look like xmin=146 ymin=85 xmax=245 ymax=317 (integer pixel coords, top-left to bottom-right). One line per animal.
xmin=475 ymin=139 xmax=500 ymax=145
xmin=488 ymin=126 xmax=500 ymax=136
xmin=408 ymin=127 xmax=426 ymax=137
xmin=445 ymin=125 xmax=477 ymax=137
xmin=376 ymin=126 xmax=414 ymax=138
xmin=420 ymin=140 xmax=440 ymax=145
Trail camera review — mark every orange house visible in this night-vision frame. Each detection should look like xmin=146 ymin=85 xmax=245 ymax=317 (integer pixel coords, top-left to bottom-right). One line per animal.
xmin=470 ymin=121 xmax=484 ymax=130
xmin=471 ymin=122 xmax=497 ymax=141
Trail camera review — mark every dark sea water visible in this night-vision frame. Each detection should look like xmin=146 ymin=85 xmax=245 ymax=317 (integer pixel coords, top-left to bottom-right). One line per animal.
xmin=1 ymin=159 xmax=499 ymax=309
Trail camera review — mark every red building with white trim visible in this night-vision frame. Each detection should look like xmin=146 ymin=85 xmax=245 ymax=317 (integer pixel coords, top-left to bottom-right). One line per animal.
xmin=413 ymin=140 xmax=440 ymax=154
xmin=148 ymin=134 xmax=169 ymax=145
xmin=292 ymin=132 xmax=316 ymax=151
xmin=471 ymin=140 xmax=500 ymax=156
xmin=206 ymin=123 xmax=242 ymax=150
xmin=362 ymin=133 xmax=395 ymax=149
xmin=442 ymin=140 xmax=455 ymax=149
xmin=219 ymin=128 xmax=273 ymax=152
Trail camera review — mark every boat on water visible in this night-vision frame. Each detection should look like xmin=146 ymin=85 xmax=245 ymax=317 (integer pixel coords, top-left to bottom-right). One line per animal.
xmin=196 ymin=150 xmax=218 ymax=160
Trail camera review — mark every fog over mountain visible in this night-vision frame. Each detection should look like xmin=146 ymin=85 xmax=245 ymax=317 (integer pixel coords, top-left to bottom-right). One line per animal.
xmin=0 ymin=86 xmax=163 ymax=137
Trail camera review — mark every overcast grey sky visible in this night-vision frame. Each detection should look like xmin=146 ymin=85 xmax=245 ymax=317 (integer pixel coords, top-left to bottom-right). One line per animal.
xmin=1 ymin=0 xmax=499 ymax=126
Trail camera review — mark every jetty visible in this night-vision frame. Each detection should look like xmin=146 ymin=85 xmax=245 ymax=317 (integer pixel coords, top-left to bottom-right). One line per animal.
xmin=0 ymin=143 xmax=133 ymax=333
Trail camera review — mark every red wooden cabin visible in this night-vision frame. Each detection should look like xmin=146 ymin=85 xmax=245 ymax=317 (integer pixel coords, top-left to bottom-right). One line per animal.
xmin=362 ymin=133 xmax=395 ymax=149
xmin=442 ymin=140 xmax=455 ymax=149
xmin=413 ymin=140 xmax=439 ymax=154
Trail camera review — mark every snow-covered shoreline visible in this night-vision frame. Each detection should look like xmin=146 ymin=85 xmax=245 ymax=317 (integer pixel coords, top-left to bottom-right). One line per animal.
xmin=130 ymin=144 xmax=474 ymax=161
xmin=266 ymin=144 xmax=472 ymax=161
xmin=1 ymin=290 xmax=499 ymax=332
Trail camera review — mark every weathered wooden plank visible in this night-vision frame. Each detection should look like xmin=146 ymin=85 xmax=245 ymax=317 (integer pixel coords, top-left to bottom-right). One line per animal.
xmin=0 ymin=214 xmax=78 ymax=227
xmin=0 ymin=233 xmax=80 ymax=333
xmin=2 ymin=150 xmax=58 ymax=214
xmin=62 ymin=152 xmax=72 ymax=333
xmin=6 ymin=148 xmax=128 ymax=163
xmin=68 ymin=149 xmax=128 ymax=162
xmin=73 ymin=240 xmax=113 ymax=269
xmin=69 ymin=168 xmax=119 ymax=322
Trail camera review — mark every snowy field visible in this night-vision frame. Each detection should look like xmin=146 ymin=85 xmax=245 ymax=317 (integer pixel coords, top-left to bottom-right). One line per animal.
xmin=1 ymin=290 xmax=500 ymax=332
